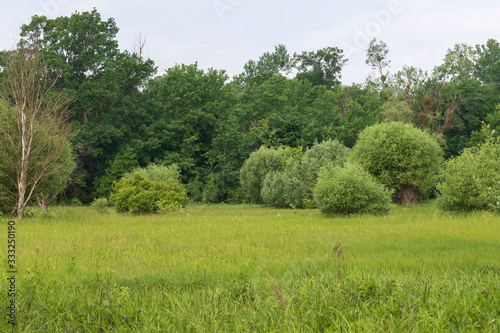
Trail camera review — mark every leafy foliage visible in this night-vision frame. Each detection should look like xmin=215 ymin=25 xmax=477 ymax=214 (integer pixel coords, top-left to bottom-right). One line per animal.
xmin=110 ymin=173 xmax=188 ymax=214
xmin=437 ymin=143 xmax=500 ymax=212
xmin=123 ymin=163 xmax=180 ymax=184
xmin=294 ymin=47 xmax=347 ymax=88
xmin=313 ymin=163 xmax=391 ymax=215
xmin=91 ymin=197 xmax=109 ymax=214
xmin=300 ymin=139 xmax=350 ymax=198
xmin=0 ymin=49 xmax=75 ymax=216
xmin=239 ymin=146 xmax=286 ymax=203
xmin=3 ymin=11 xmax=500 ymax=206
xmin=261 ymin=162 xmax=307 ymax=208
xmin=351 ymin=122 xmax=443 ymax=204
xmin=19 ymin=10 xmax=157 ymax=203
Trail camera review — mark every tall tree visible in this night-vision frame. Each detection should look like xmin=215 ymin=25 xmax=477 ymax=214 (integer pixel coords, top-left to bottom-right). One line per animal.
xmin=365 ymin=38 xmax=391 ymax=93
xmin=144 ymin=64 xmax=230 ymax=183
xmin=476 ymin=39 xmax=500 ymax=86
xmin=19 ymin=10 xmax=156 ymax=202
xmin=0 ymin=45 xmax=74 ymax=217
xmin=294 ymin=47 xmax=347 ymax=89
xmin=237 ymin=44 xmax=293 ymax=86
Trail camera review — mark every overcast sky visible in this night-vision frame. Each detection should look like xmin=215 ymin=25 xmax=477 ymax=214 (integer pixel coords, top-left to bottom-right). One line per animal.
xmin=1 ymin=0 xmax=499 ymax=84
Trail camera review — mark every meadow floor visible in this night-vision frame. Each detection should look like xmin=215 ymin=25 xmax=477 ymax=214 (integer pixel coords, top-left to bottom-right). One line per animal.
xmin=1 ymin=204 xmax=500 ymax=332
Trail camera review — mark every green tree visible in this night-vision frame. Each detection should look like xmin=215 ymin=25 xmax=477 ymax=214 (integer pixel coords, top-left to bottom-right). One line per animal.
xmin=323 ymin=85 xmax=382 ymax=147
xmin=0 ymin=46 xmax=75 ymax=217
xmin=237 ymin=44 xmax=293 ymax=85
xmin=476 ymin=39 xmax=500 ymax=86
xmin=351 ymin=122 xmax=443 ymax=205
xmin=381 ymin=100 xmax=414 ymax=123
xmin=365 ymin=38 xmax=391 ymax=94
xmin=19 ymin=10 xmax=157 ymax=203
xmin=294 ymin=47 xmax=347 ymax=89
xmin=143 ymin=64 xmax=230 ymax=183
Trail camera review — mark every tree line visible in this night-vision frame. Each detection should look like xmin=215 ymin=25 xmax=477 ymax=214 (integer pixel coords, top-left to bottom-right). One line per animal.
xmin=1 ymin=10 xmax=499 ymax=216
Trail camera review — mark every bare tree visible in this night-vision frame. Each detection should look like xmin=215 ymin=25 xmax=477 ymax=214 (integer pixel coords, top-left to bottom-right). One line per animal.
xmin=0 ymin=44 xmax=74 ymax=218
xmin=134 ymin=31 xmax=147 ymax=58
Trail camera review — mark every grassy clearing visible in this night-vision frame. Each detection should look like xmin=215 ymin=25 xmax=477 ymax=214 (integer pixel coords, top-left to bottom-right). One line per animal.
xmin=1 ymin=204 xmax=500 ymax=332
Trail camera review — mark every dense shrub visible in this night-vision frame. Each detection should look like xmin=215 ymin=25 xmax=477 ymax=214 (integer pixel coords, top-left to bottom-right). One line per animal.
xmin=351 ymin=122 xmax=443 ymax=205
xmin=91 ymin=197 xmax=109 ymax=214
xmin=261 ymin=171 xmax=288 ymax=208
xmin=437 ymin=143 xmax=500 ymax=212
xmin=313 ymin=163 xmax=392 ymax=215
xmin=476 ymin=179 xmax=500 ymax=214
xmin=300 ymin=139 xmax=350 ymax=197
xmin=110 ymin=173 xmax=188 ymax=213
xmin=123 ymin=163 xmax=181 ymax=184
xmin=261 ymin=161 xmax=307 ymax=208
xmin=239 ymin=146 xmax=285 ymax=203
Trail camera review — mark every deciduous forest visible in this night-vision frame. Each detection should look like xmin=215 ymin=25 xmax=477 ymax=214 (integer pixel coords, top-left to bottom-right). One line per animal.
xmin=1 ymin=9 xmax=500 ymax=213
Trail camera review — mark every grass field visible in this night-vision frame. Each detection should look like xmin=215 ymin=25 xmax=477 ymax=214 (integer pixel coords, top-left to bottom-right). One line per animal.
xmin=1 ymin=204 xmax=500 ymax=332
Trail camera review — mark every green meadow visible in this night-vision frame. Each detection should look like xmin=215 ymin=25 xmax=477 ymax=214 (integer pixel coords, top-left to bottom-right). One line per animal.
xmin=1 ymin=204 xmax=499 ymax=332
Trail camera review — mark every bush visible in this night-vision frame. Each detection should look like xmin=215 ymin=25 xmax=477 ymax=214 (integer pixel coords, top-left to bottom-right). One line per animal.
xmin=261 ymin=161 xmax=308 ymax=208
xmin=261 ymin=171 xmax=288 ymax=208
xmin=351 ymin=122 xmax=443 ymax=205
xmin=300 ymin=139 xmax=350 ymax=197
xmin=110 ymin=173 xmax=188 ymax=214
xmin=123 ymin=163 xmax=181 ymax=184
xmin=313 ymin=163 xmax=392 ymax=215
xmin=239 ymin=146 xmax=286 ymax=203
xmin=91 ymin=197 xmax=109 ymax=214
xmin=437 ymin=143 xmax=500 ymax=212
xmin=476 ymin=179 xmax=500 ymax=214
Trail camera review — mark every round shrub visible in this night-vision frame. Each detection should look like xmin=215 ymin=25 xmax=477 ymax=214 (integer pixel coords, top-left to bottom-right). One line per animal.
xmin=261 ymin=162 xmax=307 ymax=208
xmin=261 ymin=171 xmax=288 ymax=208
xmin=123 ymin=163 xmax=181 ymax=183
xmin=313 ymin=163 xmax=392 ymax=215
xmin=300 ymin=139 xmax=350 ymax=191
xmin=437 ymin=143 xmax=500 ymax=212
xmin=351 ymin=122 xmax=443 ymax=205
xmin=110 ymin=173 xmax=188 ymax=213
xmin=239 ymin=146 xmax=285 ymax=203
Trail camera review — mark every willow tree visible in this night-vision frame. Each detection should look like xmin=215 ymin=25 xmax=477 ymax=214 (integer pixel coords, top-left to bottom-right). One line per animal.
xmin=0 ymin=45 xmax=74 ymax=218
xmin=351 ymin=122 xmax=443 ymax=205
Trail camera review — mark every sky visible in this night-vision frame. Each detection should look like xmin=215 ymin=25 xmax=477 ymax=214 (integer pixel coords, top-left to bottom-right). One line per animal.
xmin=1 ymin=0 xmax=500 ymax=85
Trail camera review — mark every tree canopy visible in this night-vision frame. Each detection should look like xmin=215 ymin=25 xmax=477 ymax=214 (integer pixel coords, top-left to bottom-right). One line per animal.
xmin=1 ymin=9 xmax=499 ymax=210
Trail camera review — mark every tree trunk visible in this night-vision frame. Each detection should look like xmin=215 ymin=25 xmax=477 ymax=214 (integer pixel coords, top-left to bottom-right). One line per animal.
xmin=397 ymin=184 xmax=418 ymax=206
xmin=17 ymin=107 xmax=29 ymax=219
xmin=37 ymin=196 xmax=48 ymax=211
xmin=17 ymin=154 xmax=28 ymax=218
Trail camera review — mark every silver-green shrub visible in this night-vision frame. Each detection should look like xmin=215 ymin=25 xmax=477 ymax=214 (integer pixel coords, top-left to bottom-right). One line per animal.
xmin=313 ymin=163 xmax=392 ymax=215
xmin=437 ymin=143 xmax=500 ymax=212
xmin=239 ymin=146 xmax=286 ymax=203
xmin=261 ymin=161 xmax=307 ymax=208
xmin=300 ymin=139 xmax=350 ymax=199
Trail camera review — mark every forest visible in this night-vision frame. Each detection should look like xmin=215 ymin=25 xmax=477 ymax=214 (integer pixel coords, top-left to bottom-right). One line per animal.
xmin=1 ymin=9 xmax=500 ymax=214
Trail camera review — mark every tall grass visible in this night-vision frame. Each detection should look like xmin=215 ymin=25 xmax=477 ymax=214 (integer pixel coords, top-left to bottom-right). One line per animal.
xmin=1 ymin=204 xmax=499 ymax=332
